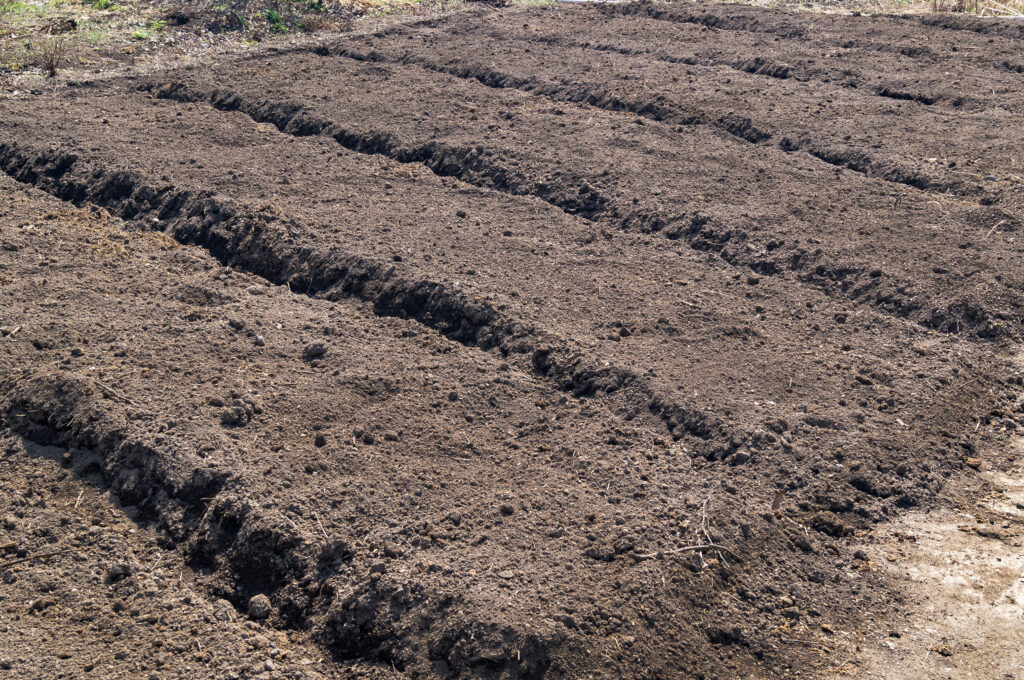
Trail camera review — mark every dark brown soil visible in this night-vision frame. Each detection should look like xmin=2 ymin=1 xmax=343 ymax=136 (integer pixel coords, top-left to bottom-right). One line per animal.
xmin=0 ymin=3 xmax=1022 ymax=679
xmin=140 ymin=6 xmax=1024 ymax=337
xmin=0 ymin=423 xmax=393 ymax=680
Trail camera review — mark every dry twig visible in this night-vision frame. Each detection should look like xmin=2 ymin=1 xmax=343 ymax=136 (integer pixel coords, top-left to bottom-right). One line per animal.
xmin=313 ymin=512 xmax=329 ymax=541
xmin=90 ymin=379 xmax=147 ymax=410
xmin=0 ymin=547 xmax=79 ymax=570
xmin=633 ymin=543 xmax=740 ymax=561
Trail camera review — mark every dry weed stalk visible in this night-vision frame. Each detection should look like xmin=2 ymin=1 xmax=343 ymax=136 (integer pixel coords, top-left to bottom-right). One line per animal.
xmin=40 ymin=36 xmax=66 ymax=78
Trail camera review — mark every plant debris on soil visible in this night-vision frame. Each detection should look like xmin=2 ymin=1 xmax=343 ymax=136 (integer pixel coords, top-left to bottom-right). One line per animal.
xmin=0 ymin=0 xmax=411 ymax=87
xmin=1 ymin=1 xmax=1023 ymax=678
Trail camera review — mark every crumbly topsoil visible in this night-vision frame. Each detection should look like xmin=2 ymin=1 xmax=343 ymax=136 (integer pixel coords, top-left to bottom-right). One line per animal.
xmin=0 ymin=426 xmax=394 ymax=680
xmin=1 ymin=3 xmax=1022 ymax=679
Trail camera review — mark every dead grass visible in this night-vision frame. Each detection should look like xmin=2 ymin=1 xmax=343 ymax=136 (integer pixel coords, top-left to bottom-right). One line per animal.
xmin=976 ymin=0 xmax=1023 ymax=15
xmin=0 ymin=0 xmax=406 ymax=86
xmin=717 ymin=0 xmax=1024 ymax=16
xmin=931 ymin=0 xmax=1023 ymax=16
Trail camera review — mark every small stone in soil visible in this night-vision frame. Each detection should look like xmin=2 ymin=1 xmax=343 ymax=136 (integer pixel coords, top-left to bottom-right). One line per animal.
xmin=248 ymin=594 xmax=272 ymax=620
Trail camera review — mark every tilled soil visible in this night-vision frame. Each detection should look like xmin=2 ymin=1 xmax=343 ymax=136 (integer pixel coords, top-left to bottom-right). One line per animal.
xmin=0 ymin=426 xmax=394 ymax=680
xmin=1 ymin=3 xmax=1023 ymax=679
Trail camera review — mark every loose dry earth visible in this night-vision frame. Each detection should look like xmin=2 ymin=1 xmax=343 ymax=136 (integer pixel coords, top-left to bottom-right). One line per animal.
xmin=1 ymin=2 xmax=1023 ymax=679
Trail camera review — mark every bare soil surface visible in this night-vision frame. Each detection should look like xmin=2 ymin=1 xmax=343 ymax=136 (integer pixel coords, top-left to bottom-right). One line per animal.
xmin=1 ymin=3 xmax=1023 ymax=678
xmin=843 ymin=437 xmax=1024 ymax=679
xmin=0 ymin=426 xmax=394 ymax=680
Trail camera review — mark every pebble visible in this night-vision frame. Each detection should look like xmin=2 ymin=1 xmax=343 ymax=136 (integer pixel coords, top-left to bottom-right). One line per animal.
xmin=254 ymin=335 xmax=265 ymax=347
xmin=248 ymin=594 xmax=272 ymax=620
